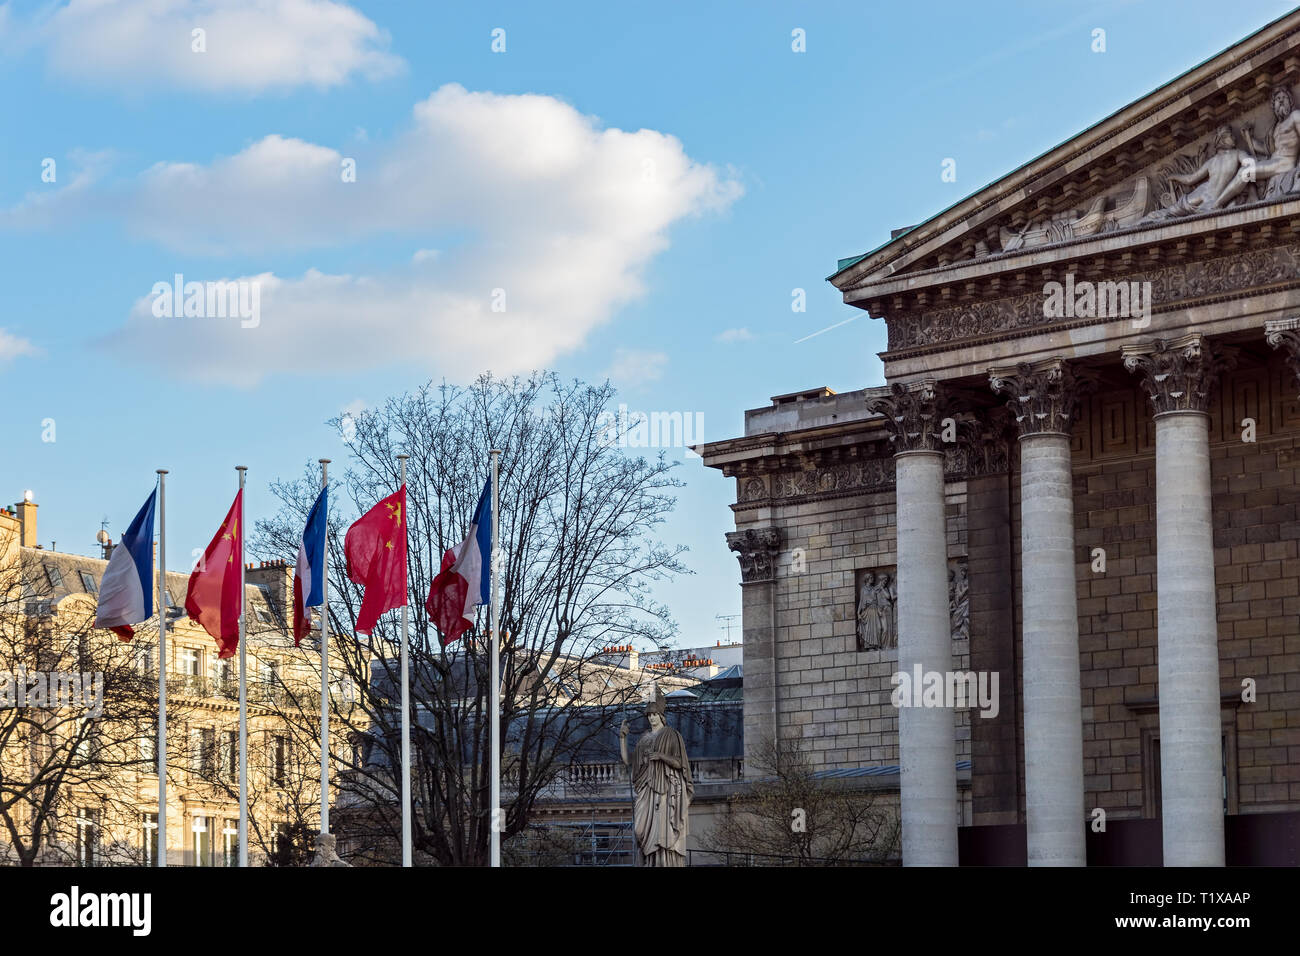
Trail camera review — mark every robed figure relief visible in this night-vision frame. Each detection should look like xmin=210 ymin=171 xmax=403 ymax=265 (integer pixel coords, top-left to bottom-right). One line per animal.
xmin=856 ymin=570 xmax=896 ymax=651
xmin=620 ymin=687 xmax=693 ymax=867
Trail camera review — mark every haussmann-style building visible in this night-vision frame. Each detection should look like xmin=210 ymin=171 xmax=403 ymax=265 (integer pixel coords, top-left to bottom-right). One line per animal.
xmin=701 ymin=12 xmax=1300 ymax=866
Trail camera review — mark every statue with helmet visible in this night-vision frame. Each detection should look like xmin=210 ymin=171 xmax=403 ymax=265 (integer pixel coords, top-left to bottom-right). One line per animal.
xmin=619 ymin=685 xmax=694 ymax=866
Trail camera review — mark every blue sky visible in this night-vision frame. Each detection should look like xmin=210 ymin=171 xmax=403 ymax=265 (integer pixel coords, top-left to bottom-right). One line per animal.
xmin=2 ymin=0 xmax=1295 ymax=647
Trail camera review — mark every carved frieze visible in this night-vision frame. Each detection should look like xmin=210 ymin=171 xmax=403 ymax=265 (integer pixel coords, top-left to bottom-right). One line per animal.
xmin=726 ymin=528 xmax=781 ymax=584
xmin=734 ymin=427 xmax=1005 ymax=506
xmin=1122 ymin=333 xmax=1234 ymax=415
xmin=887 ymin=244 xmax=1300 ymax=352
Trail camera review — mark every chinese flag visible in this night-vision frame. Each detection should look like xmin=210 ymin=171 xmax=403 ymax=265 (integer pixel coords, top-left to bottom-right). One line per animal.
xmin=185 ymin=490 xmax=245 ymax=660
xmin=345 ymin=485 xmax=408 ymax=636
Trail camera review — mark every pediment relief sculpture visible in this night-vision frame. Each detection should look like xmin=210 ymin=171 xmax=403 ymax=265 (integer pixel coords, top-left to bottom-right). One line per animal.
xmin=931 ymin=84 xmax=1300 ymax=265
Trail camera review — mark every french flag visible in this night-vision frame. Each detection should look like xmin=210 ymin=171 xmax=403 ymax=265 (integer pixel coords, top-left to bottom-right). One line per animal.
xmin=293 ymin=486 xmax=328 ymax=646
xmin=426 ymin=478 xmax=492 ymax=645
xmin=94 ymin=489 xmax=156 ymax=641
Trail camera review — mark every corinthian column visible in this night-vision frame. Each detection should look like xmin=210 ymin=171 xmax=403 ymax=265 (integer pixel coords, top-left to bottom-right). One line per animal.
xmin=1265 ymin=318 xmax=1300 ymax=395
xmin=1122 ymin=333 xmax=1230 ymax=867
xmin=866 ymin=381 xmax=956 ymax=866
xmin=989 ymin=359 xmax=1089 ymax=866
xmin=726 ymin=527 xmax=782 ymax=754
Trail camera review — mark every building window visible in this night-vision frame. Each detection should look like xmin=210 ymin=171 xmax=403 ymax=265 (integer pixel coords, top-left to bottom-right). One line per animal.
xmin=220 ymin=731 xmax=238 ymax=780
xmin=139 ymin=722 xmax=157 ymax=767
xmin=73 ymin=716 xmax=97 ymax=765
xmin=135 ymin=643 xmax=155 ymax=677
xmin=78 ymin=570 xmax=98 ymax=594
xmin=189 ymin=727 xmax=215 ymax=776
xmin=75 ymin=810 xmax=99 ymax=867
xmin=180 ymin=646 xmax=202 ymax=678
xmin=272 ymin=735 xmax=289 ymax=787
xmin=222 ymin=819 xmax=239 ymax=867
xmin=211 ymin=658 xmax=234 ymax=694
xmin=45 ymin=565 xmax=62 ymax=589
xmin=191 ymin=816 xmax=211 ymax=867
xmin=142 ymin=813 xmax=158 ymax=865
xmin=1142 ymin=724 xmax=1238 ymax=817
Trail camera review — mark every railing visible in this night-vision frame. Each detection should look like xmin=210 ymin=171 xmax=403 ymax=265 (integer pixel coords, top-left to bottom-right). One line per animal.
xmin=567 ymin=762 xmax=620 ymax=786
xmin=167 ymin=675 xmax=295 ymax=706
xmin=685 ymin=848 xmax=895 ymax=867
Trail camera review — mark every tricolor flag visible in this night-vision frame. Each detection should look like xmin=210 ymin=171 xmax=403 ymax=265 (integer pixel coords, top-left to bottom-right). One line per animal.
xmin=344 ymin=485 xmax=408 ymax=636
xmin=186 ymin=490 xmax=245 ymax=659
xmin=93 ymin=489 xmax=157 ymax=641
xmin=293 ymin=486 xmax=328 ymax=646
xmin=425 ymin=479 xmax=491 ymax=645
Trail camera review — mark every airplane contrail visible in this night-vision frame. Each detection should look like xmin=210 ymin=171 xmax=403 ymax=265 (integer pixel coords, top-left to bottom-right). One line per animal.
xmin=794 ymin=314 xmax=861 ymax=344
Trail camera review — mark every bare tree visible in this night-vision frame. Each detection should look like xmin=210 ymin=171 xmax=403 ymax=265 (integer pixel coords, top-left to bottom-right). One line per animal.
xmin=253 ymin=372 xmax=688 ymax=865
xmin=701 ymin=737 xmax=901 ymax=866
xmin=0 ymin=551 xmax=195 ymax=867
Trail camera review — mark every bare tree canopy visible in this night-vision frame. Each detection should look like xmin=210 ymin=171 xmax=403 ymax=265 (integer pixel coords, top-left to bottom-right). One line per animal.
xmin=253 ymin=372 xmax=688 ymax=865
xmin=700 ymin=738 xmax=901 ymax=866
xmin=0 ymin=554 xmax=195 ymax=867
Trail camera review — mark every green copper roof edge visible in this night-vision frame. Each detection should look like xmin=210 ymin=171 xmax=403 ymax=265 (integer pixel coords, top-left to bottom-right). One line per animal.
xmin=825 ymin=5 xmax=1300 ymax=286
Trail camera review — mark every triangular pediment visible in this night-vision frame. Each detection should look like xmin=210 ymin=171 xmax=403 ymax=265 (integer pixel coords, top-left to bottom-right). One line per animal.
xmin=832 ymin=9 xmax=1300 ymax=306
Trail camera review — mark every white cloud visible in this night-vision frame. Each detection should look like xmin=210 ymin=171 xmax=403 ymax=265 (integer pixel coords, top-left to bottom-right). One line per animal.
xmin=0 ymin=328 xmax=38 ymax=363
xmin=715 ymin=327 xmax=751 ymax=344
xmin=27 ymin=85 xmax=741 ymax=384
xmin=30 ymin=0 xmax=402 ymax=93
xmin=603 ymin=348 xmax=667 ymax=388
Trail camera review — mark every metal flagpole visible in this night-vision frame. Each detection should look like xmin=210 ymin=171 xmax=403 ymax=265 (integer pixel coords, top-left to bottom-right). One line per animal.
xmin=489 ymin=448 xmax=501 ymax=868
xmin=156 ymin=469 xmax=168 ymax=867
xmin=237 ymin=465 xmax=248 ymax=867
xmin=319 ymin=459 xmax=331 ymax=837
xmin=397 ymin=454 xmax=411 ymax=867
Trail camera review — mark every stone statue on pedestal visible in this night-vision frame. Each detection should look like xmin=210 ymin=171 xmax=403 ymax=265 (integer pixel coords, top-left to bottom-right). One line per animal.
xmin=620 ymin=686 xmax=693 ymax=867
xmin=311 ymin=832 xmax=351 ymax=867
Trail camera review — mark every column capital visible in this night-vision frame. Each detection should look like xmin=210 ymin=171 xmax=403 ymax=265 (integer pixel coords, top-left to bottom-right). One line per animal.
xmin=988 ymin=358 xmax=1093 ymax=437
xmin=1265 ymin=318 xmax=1300 ymax=395
xmin=726 ymin=527 xmax=781 ymax=584
xmin=1121 ymin=333 xmax=1233 ymax=415
xmin=957 ymin=409 xmax=1015 ymax=475
xmin=866 ymin=380 xmax=949 ymax=453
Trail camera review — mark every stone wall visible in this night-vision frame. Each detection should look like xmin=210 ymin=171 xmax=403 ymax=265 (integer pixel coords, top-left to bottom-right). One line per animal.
xmin=738 ymin=481 xmax=970 ymax=772
xmin=1043 ymin=354 xmax=1300 ymax=820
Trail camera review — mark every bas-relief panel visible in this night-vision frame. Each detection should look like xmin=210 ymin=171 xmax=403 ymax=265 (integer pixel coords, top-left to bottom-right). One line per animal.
xmin=855 ymin=560 xmax=969 ymax=652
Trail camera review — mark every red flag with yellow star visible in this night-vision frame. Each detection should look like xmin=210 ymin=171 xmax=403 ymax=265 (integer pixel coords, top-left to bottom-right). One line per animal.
xmin=345 ymin=485 xmax=408 ymax=636
xmin=185 ymin=490 xmax=245 ymax=660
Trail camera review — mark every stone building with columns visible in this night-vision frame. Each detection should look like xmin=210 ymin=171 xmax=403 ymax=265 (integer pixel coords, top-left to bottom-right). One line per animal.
xmin=702 ymin=12 xmax=1300 ymax=866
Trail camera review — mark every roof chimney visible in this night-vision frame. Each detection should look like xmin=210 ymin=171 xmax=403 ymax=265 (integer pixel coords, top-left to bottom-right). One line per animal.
xmin=17 ymin=495 xmax=37 ymax=549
